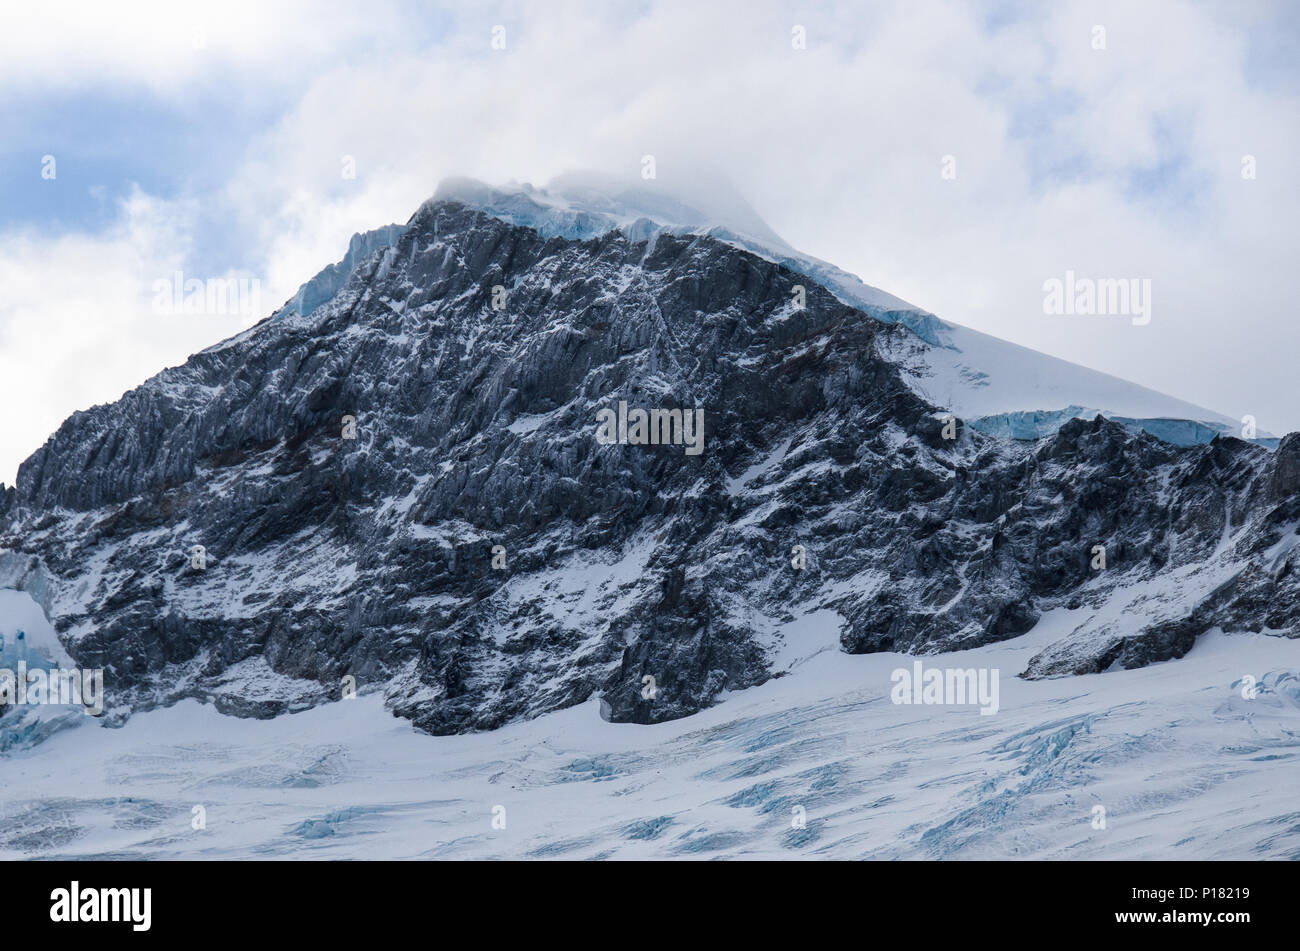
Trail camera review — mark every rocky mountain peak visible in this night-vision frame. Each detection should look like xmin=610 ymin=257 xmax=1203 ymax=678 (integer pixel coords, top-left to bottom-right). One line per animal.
xmin=0 ymin=182 xmax=1294 ymax=738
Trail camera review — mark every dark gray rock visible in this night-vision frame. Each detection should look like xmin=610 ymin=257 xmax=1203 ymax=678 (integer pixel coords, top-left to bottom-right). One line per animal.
xmin=2 ymin=199 xmax=1296 ymax=733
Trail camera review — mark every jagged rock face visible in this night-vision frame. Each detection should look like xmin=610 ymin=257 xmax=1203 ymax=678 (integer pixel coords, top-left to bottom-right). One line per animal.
xmin=2 ymin=200 xmax=1297 ymax=733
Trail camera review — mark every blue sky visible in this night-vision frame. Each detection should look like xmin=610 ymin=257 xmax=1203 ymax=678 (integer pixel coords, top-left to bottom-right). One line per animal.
xmin=1 ymin=0 xmax=1297 ymax=484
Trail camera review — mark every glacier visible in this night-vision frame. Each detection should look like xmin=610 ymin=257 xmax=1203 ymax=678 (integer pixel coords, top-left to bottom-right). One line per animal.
xmin=0 ymin=619 xmax=1295 ymax=859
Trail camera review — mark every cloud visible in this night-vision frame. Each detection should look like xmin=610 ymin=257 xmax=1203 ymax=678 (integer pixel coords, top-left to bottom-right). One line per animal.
xmin=0 ymin=0 xmax=415 ymax=100
xmin=1 ymin=0 xmax=1296 ymax=484
xmin=0 ymin=189 xmax=257 ymax=485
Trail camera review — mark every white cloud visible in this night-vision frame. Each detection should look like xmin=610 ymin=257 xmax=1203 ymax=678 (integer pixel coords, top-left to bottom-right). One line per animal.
xmin=0 ymin=0 xmax=411 ymax=99
xmin=0 ymin=190 xmax=257 ymax=485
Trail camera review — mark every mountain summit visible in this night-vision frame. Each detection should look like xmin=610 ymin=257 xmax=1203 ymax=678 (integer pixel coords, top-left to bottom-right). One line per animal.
xmin=291 ymin=174 xmax=1269 ymax=448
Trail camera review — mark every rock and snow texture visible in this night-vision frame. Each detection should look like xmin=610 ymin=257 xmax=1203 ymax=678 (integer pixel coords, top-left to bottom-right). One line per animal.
xmin=0 ymin=176 xmax=1296 ymax=743
xmin=0 ymin=627 xmax=1296 ymax=859
xmin=284 ymin=173 xmax=1268 ymax=445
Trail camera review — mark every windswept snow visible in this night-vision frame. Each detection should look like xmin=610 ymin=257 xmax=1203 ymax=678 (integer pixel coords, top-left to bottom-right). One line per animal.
xmin=0 ymin=616 xmax=1295 ymax=860
xmin=893 ymin=323 xmax=1264 ymax=445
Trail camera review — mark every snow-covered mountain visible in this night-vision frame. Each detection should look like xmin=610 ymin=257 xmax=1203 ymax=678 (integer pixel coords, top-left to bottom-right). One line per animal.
xmin=0 ymin=173 xmax=1296 ymax=745
xmin=282 ymin=172 xmax=1269 ymax=447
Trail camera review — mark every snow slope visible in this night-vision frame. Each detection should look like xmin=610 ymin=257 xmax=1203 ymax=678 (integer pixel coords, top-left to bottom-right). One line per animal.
xmin=0 ymin=616 xmax=1295 ymax=859
xmin=890 ymin=323 xmax=1266 ymax=447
